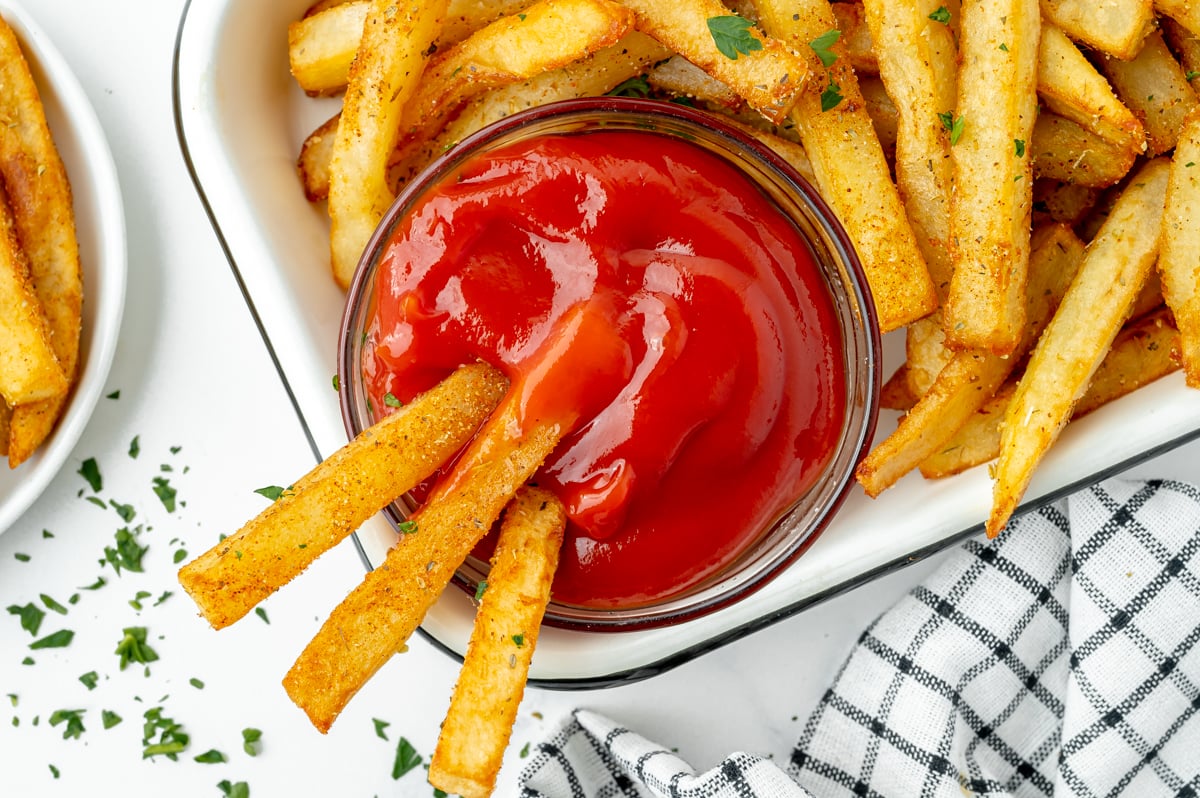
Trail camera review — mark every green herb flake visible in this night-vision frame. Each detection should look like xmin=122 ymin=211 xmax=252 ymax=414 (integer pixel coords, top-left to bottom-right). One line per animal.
xmin=606 ymin=75 xmax=651 ymax=98
xmin=474 ymin=581 xmax=488 ymax=602
xmin=102 ymin=710 xmax=122 ymax=729
xmin=808 ymin=29 xmax=840 ymax=67
xmin=999 ymin=42 xmax=1009 ymax=51
xmin=49 ymin=709 xmax=86 ymax=740
xmin=1014 ymin=138 xmax=1026 ymax=157
xmin=254 ymin=485 xmax=292 ymax=502
xmin=189 ymin=679 xmax=205 ymax=692
xmin=217 ymin=780 xmax=250 ymax=798
xmin=8 ymin=602 xmax=45 ymax=635
xmin=1187 ymin=70 xmax=1200 ymax=81
xmin=129 ymin=435 xmax=140 ymax=459
xmin=80 ymin=671 xmax=100 ymax=690
xmin=243 ymin=727 xmax=263 ymax=757
xmin=820 ymin=82 xmax=844 ymax=112
xmin=30 ymin=629 xmax=74 ymax=650
xmin=80 ymin=576 xmax=107 ymax=591
xmin=928 ymin=5 xmax=951 ymax=23
xmin=173 ymin=548 xmax=188 ymax=564
xmin=14 ymin=552 xmax=30 ymax=562
xmin=938 ymin=111 xmax=965 ymax=145
xmin=142 ymin=706 xmax=188 ymax=760
xmin=706 ymin=15 xmax=763 ymax=60
xmin=152 ymin=476 xmax=177 ymax=512
xmin=392 ymin=736 xmax=423 ymax=779
xmin=130 ymin=590 xmax=153 ymax=611
xmin=78 ymin=458 xmax=102 ymax=492
xmin=373 ymin=718 xmax=390 ymax=740
xmin=384 ymin=392 xmax=403 ymax=408
xmin=107 ymin=390 xmax=120 ymax=399
xmin=512 ymin=633 xmax=525 ymax=647
xmin=41 ymin=594 xmax=68 ymax=615
xmin=520 ymin=741 xmax=531 ymax=757
xmin=115 ymin=627 xmax=159 ymax=670
xmin=42 ymin=528 xmax=54 ymax=538
xmin=195 ymin=749 xmax=226 ymax=764
xmin=103 ymin=527 xmax=148 ymax=574
xmin=154 ymin=591 xmax=173 ymax=606
xmin=110 ymin=500 xmax=136 ymax=522
xmin=332 ymin=374 xmax=340 ymax=391
xmin=398 ymin=519 xmax=419 ymax=535
xmin=255 ymin=607 xmax=270 ymax=625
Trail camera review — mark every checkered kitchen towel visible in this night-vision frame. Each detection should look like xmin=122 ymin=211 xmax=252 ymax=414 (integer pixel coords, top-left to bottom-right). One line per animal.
xmin=519 ymin=478 xmax=1200 ymax=797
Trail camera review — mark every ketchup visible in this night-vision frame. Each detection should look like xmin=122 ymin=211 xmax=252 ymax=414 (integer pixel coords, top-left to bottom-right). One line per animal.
xmin=362 ymin=128 xmax=846 ymax=608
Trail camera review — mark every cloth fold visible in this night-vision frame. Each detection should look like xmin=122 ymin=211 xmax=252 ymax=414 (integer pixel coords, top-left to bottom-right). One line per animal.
xmin=520 ymin=478 xmax=1200 ymax=797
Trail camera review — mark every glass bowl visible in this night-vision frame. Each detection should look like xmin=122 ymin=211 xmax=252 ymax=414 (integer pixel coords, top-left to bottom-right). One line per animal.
xmin=338 ymin=97 xmax=880 ymax=632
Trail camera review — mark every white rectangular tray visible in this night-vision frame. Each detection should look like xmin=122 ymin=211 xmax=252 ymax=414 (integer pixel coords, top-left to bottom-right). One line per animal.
xmin=173 ymin=0 xmax=1200 ymax=685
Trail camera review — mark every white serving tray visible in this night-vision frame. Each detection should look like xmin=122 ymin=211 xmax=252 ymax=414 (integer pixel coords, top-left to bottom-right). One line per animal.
xmin=172 ymin=0 xmax=1200 ymax=686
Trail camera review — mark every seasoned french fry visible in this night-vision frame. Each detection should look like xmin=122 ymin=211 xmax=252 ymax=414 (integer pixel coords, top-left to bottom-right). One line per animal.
xmin=389 ymin=0 xmax=635 ymax=170
xmin=1155 ymin=0 xmax=1200 ymax=37
xmin=619 ymin=0 xmax=808 ymax=124
xmin=282 ymin=392 xmax=564 ymax=732
xmin=428 ymin=487 xmax=566 ymax=798
xmin=178 ymin=363 xmax=509 ymax=629
xmin=0 ymin=19 xmax=83 ymax=467
xmin=757 ymin=0 xmax=938 ymax=333
xmin=297 ymin=113 xmax=338 ymax=202
xmin=1031 ymin=111 xmax=1138 ymax=188
xmin=1100 ymin=30 xmax=1198 ymax=157
xmin=943 ymin=0 xmax=1040 ymax=355
xmin=1162 ymin=17 xmax=1200 ymax=94
xmin=647 ymin=55 xmax=740 ymax=107
xmin=857 ymin=74 xmax=898 ymax=160
xmin=1037 ymin=22 xmax=1145 ymax=153
xmin=1159 ymin=106 xmax=1200 ymax=386
xmin=989 ymin=157 xmax=1170 ymax=537
xmin=0 ymin=184 xmax=66 ymax=406
xmin=830 ymin=1 xmax=878 ymax=75
xmin=856 ymin=224 xmax=1083 ymax=497
xmin=1039 ymin=0 xmax=1153 ymax=60
xmin=921 ymin=307 xmax=1181 ymax=478
xmin=327 ymin=0 xmax=449 ymax=289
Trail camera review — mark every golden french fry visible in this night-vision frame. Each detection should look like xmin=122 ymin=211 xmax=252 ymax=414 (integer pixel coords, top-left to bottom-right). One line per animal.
xmin=327 ymin=0 xmax=449 ymax=289
xmin=390 ymin=0 xmax=635 ymax=168
xmin=1031 ymin=111 xmax=1138 ymax=188
xmin=1040 ymin=0 xmax=1153 ymax=60
xmin=1159 ymin=106 xmax=1200 ymax=387
xmin=857 ymin=74 xmax=898 ymax=161
xmin=989 ymin=157 xmax=1170 ymax=537
xmin=1155 ymin=0 xmax=1200 ymax=37
xmin=879 ymin=364 xmax=918 ymax=411
xmin=922 ymin=307 xmax=1181 ymax=478
xmin=1100 ymin=30 xmax=1199 ymax=157
xmin=0 ymin=18 xmax=82 ymax=467
xmin=1037 ymin=22 xmax=1145 ymax=153
xmin=647 ymin=55 xmax=740 ymax=107
xmin=288 ymin=0 xmax=369 ymax=95
xmin=757 ymin=0 xmax=937 ymax=333
xmin=297 ymin=113 xmax=338 ymax=202
xmin=282 ymin=391 xmax=564 ymax=732
xmin=942 ymin=0 xmax=1040 ymax=355
xmin=904 ymin=314 xmax=952 ymax=398
xmin=428 ymin=486 xmax=566 ymax=798
xmin=1162 ymin=17 xmax=1200 ymax=94
xmin=619 ymin=0 xmax=808 ymax=125
xmin=856 ymin=223 xmax=1083 ymax=497
xmin=829 ymin=1 xmax=878 ymax=75
xmin=0 ymin=184 xmax=66 ymax=406
xmin=861 ymin=0 xmax=958 ymax=291
xmin=179 ymin=363 xmax=508 ymax=630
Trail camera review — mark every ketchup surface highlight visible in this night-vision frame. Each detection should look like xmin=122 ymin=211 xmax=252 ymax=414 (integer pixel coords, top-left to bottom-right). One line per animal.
xmin=362 ymin=128 xmax=846 ymax=608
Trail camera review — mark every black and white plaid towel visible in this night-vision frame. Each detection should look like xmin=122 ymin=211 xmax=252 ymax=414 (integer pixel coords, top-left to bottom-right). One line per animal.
xmin=519 ymin=478 xmax=1200 ymax=797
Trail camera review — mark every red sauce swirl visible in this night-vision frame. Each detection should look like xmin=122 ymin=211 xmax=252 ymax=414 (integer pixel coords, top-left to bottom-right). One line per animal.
xmin=362 ymin=129 xmax=846 ymax=608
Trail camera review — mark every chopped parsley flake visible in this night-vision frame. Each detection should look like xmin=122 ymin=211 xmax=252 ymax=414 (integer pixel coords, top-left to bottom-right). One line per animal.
xmin=474 ymin=581 xmax=488 ymax=602
xmin=928 ymin=5 xmax=951 ymax=23
xmin=254 ymin=485 xmax=292 ymax=502
xmin=129 ymin=435 xmax=140 ymax=458
xmin=707 ymin=15 xmax=763 ymax=60
xmin=106 ymin=390 xmax=120 ymax=399
xmin=607 ymin=75 xmax=651 ymax=98
xmin=14 ymin=552 xmax=29 ymax=562
xmin=102 ymin=710 xmax=122 ymax=729
xmin=809 ymin=29 xmax=840 ymax=67
xmin=8 ymin=602 xmax=46 ymax=635
xmin=1014 ymin=138 xmax=1026 ymax=157
xmin=152 ymin=476 xmax=177 ymax=512
xmin=49 ymin=709 xmax=86 ymax=740
xmin=820 ymin=81 xmax=844 ymax=112
xmin=78 ymin=458 xmax=102 ymax=492
xmin=41 ymin=594 xmax=68 ymax=615
xmin=521 ymin=741 xmax=531 ymax=757
xmin=255 ymin=607 xmax=270 ymax=624
xmin=392 ymin=736 xmax=423 ymax=779
xmin=384 ymin=392 xmax=403 ymax=408
xmin=104 ymin=527 xmax=148 ymax=574
xmin=217 ymin=780 xmax=250 ymax=798
xmin=331 ymin=374 xmax=340 ymax=391
xmin=512 ymin=633 xmax=526 ymax=647
xmin=938 ymin=111 xmax=965 ymax=145
xmin=142 ymin=706 xmax=189 ymax=759
xmin=373 ymin=718 xmax=390 ymax=740
xmin=115 ymin=626 xmax=158 ymax=670
xmin=79 ymin=671 xmax=100 ymax=690
xmin=110 ymin=500 xmax=136 ymax=522
xmin=243 ymin=727 xmax=263 ymax=756
xmin=30 ymin=629 xmax=74 ymax=649
xmin=398 ymin=519 xmax=419 ymax=535
xmin=195 ymin=749 xmax=226 ymax=764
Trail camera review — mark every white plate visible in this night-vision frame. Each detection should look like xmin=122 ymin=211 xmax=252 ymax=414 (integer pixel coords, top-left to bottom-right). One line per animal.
xmin=0 ymin=2 xmax=126 ymax=536
xmin=173 ymin=0 xmax=1200 ymax=686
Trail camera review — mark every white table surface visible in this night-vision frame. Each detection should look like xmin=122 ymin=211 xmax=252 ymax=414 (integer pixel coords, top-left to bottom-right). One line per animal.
xmin=1 ymin=2 xmax=1198 ymax=796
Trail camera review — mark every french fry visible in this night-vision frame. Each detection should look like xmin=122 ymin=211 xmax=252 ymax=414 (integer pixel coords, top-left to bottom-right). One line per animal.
xmin=1100 ymin=30 xmax=1198 ymax=157
xmin=1030 ymin=111 xmax=1139 ymax=188
xmin=389 ymin=0 xmax=636 ymax=171
xmin=857 ymin=75 xmax=898 ymax=160
xmin=830 ymin=1 xmax=878 ymax=76
xmin=856 ymin=223 xmax=1083 ymax=497
xmin=282 ymin=392 xmax=564 ymax=732
xmin=178 ymin=363 xmax=509 ymax=630
xmin=327 ymin=0 xmax=449 ymax=289
xmin=942 ymin=0 xmax=1040 ymax=355
xmin=618 ymin=0 xmax=808 ymax=125
xmin=1159 ymin=105 xmax=1200 ymax=386
xmin=879 ymin=364 xmax=918 ymax=411
xmin=1162 ymin=17 xmax=1200 ymax=95
xmin=0 ymin=184 xmax=66 ymax=406
xmin=1037 ymin=22 xmax=1146 ymax=153
xmin=647 ymin=55 xmax=740 ymax=107
xmin=988 ymin=157 xmax=1170 ymax=537
xmin=1032 ymin=178 xmax=1099 ymax=227
xmin=0 ymin=19 xmax=83 ymax=467
xmin=428 ymin=486 xmax=566 ymax=798
xmin=297 ymin=113 xmax=338 ymax=202
xmin=921 ymin=307 xmax=1181 ymax=478
xmin=757 ymin=0 xmax=938 ymax=333
xmin=1039 ymin=0 xmax=1153 ymax=61
xmin=1155 ymin=0 xmax=1200 ymax=37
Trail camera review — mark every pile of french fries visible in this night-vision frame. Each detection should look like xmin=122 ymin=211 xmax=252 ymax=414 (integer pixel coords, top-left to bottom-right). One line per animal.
xmin=180 ymin=0 xmax=1200 ymax=794
xmin=0 ymin=15 xmax=83 ymax=469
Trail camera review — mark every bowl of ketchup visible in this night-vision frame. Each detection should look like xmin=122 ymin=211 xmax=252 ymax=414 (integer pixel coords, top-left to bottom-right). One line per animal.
xmin=338 ymin=97 xmax=880 ymax=631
